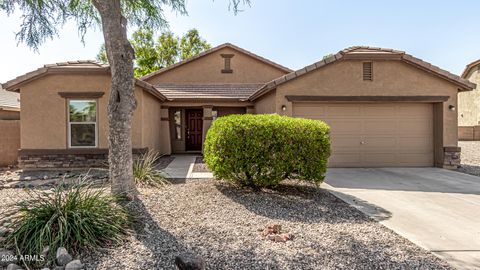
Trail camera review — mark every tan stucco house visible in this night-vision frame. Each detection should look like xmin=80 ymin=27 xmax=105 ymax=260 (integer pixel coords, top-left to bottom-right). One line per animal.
xmin=458 ymin=59 xmax=480 ymax=140
xmin=0 ymin=87 xmax=20 ymax=120
xmin=2 ymin=43 xmax=475 ymax=169
xmin=0 ymin=87 xmax=20 ymax=167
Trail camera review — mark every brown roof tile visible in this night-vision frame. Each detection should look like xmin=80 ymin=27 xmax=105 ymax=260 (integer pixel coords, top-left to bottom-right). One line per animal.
xmin=249 ymin=46 xmax=475 ymax=101
xmin=155 ymin=83 xmax=263 ymax=101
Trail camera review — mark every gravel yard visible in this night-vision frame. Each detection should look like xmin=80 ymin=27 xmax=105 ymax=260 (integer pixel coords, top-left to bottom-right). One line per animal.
xmin=458 ymin=141 xmax=480 ymax=177
xmin=72 ymin=179 xmax=451 ymax=269
xmin=0 ymin=180 xmax=452 ymax=269
xmin=193 ymin=157 xmax=210 ymax=173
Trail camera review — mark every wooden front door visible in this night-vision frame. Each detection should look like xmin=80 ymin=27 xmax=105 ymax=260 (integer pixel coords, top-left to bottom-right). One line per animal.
xmin=185 ymin=109 xmax=203 ymax=151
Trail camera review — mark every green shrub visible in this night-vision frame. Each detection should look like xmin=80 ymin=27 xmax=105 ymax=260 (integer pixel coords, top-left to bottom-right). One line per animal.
xmin=204 ymin=114 xmax=331 ymax=188
xmin=6 ymin=176 xmax=130 ymax=265
xmin=133 ymin=150 xmax=169 ymax=187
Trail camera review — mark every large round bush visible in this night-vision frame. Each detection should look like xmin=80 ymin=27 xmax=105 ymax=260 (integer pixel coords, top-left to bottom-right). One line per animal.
xmin=204 ymin=114 xmax=330 ymax=188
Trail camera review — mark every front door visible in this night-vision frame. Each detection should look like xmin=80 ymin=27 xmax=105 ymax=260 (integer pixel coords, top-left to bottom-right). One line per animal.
xmin=185 ymin=109 xmax=203 ymax=151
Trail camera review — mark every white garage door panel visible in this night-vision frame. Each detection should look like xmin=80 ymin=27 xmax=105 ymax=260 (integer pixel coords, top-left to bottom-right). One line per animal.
xmin=293 ymin=103 xmax=434 ymax=167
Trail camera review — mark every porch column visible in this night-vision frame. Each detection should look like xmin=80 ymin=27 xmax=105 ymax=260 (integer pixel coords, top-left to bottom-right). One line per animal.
xmin=246 ymin=106 xmax=255 ymax=114
xmin=160 ymin=106 xmax=171 ymax=155
xmin=202 ymin=105 xmax=213 ymax=151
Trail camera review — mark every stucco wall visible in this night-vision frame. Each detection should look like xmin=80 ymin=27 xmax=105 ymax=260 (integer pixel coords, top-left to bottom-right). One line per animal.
xmin=458 ymin=67 xmax=480 ymax=126
xmin=274 ymin=60 xmax=460 ymax=148
xmin=0 ymin=110 xmax=20 ymax=120
xmin=144 ymin=47 xmax=287 ymax=84
xmin=0 ymin=120 xmax=20 ymax=166
xmin=141 ymin=90 xmax=163 ymax=152
xmin=19 ymin=74 xmax=149 ymax=150
xmin=254 ymin=90 xmax=276 ymax=114
xmin=217 ymin=106 xmax=246 ymax=117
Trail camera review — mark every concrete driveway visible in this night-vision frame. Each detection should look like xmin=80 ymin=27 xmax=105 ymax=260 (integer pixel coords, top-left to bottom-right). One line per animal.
xmin=324 ymin=168 xmax=480 ymax=270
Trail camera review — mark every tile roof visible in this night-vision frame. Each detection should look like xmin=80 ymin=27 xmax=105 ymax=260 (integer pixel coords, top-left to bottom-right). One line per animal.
xmin=462 ymin=59 xmax=480 ymax=78
xmin=155 ymin=83 xmax=263 ymax=101
xmin=249 ymin=46 xmax=476 ymax=100
xmin=2 ymin=60 xmax=166 ymax=101
xmin=141 ymin=43 xmax=292 ymax=81
xmin=0 ymin=86 xmax=20 ymax=110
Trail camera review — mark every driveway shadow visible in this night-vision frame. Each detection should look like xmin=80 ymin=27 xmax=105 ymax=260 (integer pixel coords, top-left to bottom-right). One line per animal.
xmin=457 ymin=164 xmax=480 ymax=178
xmin=326 ymin=167 xmax=480 ymax=195
xmin=215 ymin=180 xmax=390 ymax=223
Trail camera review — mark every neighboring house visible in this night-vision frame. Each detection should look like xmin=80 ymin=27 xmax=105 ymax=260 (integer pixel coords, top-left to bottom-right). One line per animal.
xmin=0 ymin=87 xmax=20 ymax=167
xmin=0 ymin=86 xmax=20 ymax=120
xmin=458 ymin=59 xmax=480 ymax=140
xmin=2 ymin=44 xmax=474 ymax=169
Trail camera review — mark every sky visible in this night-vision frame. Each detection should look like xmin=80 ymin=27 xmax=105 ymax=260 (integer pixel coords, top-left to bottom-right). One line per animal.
xmin=0 ymin=0 xmax=479 ymax=83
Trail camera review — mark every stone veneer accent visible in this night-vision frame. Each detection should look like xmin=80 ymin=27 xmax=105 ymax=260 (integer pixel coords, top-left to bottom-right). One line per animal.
xmin=443 ymin=146 xmax=461 ymax=169
xmin=18 ymin=148 xmax=147 ymax=169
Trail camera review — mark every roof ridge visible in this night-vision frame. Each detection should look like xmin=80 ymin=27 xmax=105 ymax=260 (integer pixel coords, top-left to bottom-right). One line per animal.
xmin=342 ymin=46 xmax=405 ymax=54
xmin=140 ymin=42 xmax=292 ymax=81
xmin=461 ymin=59 xmax=480 ymax=78
xmin=249 ymin=46 xmax=474 ymax=101
xmin=44 ymin=60 xmax=107 ymax=68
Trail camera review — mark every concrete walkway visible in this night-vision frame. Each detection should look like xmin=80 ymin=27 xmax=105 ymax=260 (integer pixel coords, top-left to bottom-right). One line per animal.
xmin=324 ymin=168 xmax=480 ymax=270
xmin=161 ymin=155 xmax=213 ymax=179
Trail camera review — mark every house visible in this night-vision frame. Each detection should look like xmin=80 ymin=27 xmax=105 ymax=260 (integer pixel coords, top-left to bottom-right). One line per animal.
xmin=2 ymin=43 xmax=474 ymax=169
xmin=0 ymin=87 xmax=20 ymax=167
xmin=458 ymin=59 xmax=480 ymax=140
xmin=0 ymin=87 xmax=20 ymax=120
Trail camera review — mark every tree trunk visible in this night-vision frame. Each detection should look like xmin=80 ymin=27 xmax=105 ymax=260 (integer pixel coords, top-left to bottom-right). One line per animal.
xmin=93 ymin=0 xmax=137 ymax=199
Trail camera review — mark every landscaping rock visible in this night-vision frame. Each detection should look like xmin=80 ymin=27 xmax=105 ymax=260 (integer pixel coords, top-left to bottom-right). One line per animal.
xmin=65 ymin=259 xmax=83 ymax=270
xmin=262 ymin=224 xmax=281 ymax=236
xmin=262 ymin=224 xmax=292 ymax=242
xmin=175 ymin=252 xmax=205 ymax=270
xmin=6 ymin=263 xmax=23 ymax=270
xmin=0 ymin=250 xmax=16 ymax=266
xmin=41 ymin=246 xmax=50 ymax=258
xmin=56 ymin=247 xmax=72 ymax=266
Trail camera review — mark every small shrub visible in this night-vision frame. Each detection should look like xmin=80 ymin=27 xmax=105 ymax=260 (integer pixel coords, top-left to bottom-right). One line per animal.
xmin=204 ymin=114 xmax=331 ymax=188
xmin=6 ymin=176 xmax=130 ymax=264
xmin=133 ymin=150 xmax=169 ymax=187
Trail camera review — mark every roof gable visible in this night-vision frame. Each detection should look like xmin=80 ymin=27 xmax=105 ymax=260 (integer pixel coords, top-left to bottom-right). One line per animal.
xmin=140 ymin=43 xmax=292 ymax=82
xmin=2 ymin=61 xmax=166 ymax=101
xmin=462 ymin=59 xmax=480 ymax=78
xmin=250 ymin=46 xmax=476 ymax=100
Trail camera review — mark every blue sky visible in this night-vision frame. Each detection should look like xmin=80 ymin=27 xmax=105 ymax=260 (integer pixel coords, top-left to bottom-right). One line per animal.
xmin=1 ymin=0 xmax=479 ymax=82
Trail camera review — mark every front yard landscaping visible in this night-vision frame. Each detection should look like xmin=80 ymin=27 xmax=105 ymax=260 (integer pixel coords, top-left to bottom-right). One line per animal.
xmin=458 ymin=141 xmax=480 ymax=177
xmin=0 ymin=179 xmax=452 ymax=269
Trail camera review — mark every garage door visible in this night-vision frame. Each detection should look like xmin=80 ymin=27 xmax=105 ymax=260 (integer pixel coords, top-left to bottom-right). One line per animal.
xmin=293 ymin=103 xmax=434 ymax=167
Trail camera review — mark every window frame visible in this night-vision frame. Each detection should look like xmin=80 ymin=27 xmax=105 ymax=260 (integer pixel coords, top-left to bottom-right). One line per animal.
xmin=67 ymin=98 xmax=98 ymax=148
xmin=173 ymin=109 xmax=182 ymax=140
xmin=212 ymin=109 xmax=218 ymax=121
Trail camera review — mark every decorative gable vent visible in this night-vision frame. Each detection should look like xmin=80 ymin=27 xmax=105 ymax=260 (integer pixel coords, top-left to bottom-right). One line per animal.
xmin=221 ymin=54 xmax=234 ymax=73
xmin=363 ymin=62 xmax=373 ymax=81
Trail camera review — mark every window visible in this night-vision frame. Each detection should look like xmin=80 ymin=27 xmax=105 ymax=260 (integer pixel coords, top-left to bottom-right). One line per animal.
xmin=174 ymin=110 xmax=182 ymax=140
xmin=68 ymin=100 xmax=97 ymax=148
xmin=221 ymin=54 xmax=234 ymax=73
xmin=212 ymin=110 xmax=218 ymax=121
xmin=363 ymin=62 xmax=373 ymax=81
